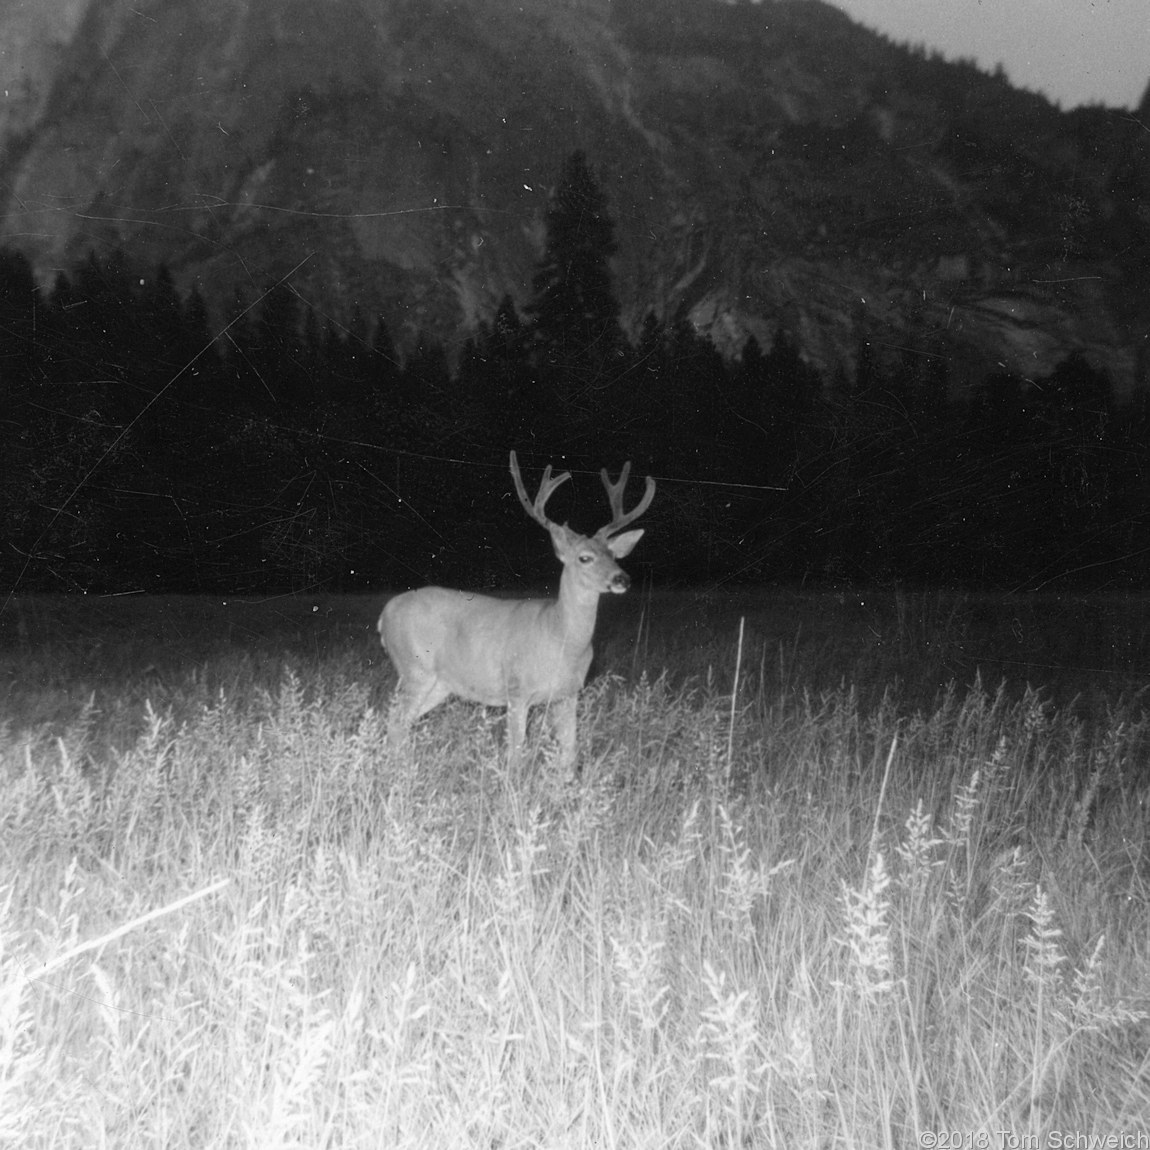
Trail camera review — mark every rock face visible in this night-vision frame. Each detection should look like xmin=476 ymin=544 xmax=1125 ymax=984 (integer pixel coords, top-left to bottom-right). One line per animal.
xmin=1 ymin=0 xmax=1147 ymax=392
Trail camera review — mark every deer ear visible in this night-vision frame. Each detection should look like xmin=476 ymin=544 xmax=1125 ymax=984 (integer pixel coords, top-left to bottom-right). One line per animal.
xmin=607 ymin=529 xmax=644 ymax=558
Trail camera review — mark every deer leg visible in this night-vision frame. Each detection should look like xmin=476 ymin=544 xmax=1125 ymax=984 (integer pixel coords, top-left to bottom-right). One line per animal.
xmin=388 ymin=676 xmax=450 ymax=750
xmin=506 ymin=699 xmax=529 ymax=769
xmin=549 ymin=695 xmax=579 ymax=776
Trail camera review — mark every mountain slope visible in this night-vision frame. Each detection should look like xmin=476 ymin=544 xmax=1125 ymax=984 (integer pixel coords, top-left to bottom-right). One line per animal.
xmin=1 ymin=0 xmax=1147 ymax=390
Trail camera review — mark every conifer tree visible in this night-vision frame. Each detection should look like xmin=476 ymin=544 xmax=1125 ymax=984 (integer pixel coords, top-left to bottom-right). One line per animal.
xmin=254 ymin=282 xmax=307 ymax=411
xmin=527 ymin=150 xmax=624 ymax=437
xmin=0 ymin=248 xmax=47 ymax=394
xmin=464 ymin=295 xmax=538 ymax=447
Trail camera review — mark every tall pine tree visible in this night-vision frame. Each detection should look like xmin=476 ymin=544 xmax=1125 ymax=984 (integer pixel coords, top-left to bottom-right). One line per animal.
xmin=527 ymin=151 xmax=624 ymax=442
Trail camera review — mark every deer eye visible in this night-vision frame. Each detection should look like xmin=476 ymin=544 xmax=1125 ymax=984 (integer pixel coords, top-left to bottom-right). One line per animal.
xmin=579 ymin=552 xmax=595 ymax=565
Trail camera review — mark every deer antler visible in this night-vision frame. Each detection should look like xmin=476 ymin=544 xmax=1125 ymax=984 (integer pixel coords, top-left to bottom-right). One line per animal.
xmin=509 ymin=450 xmax=571 ymax=530
xmin=597 ymin=462 xmax=656 ymax=540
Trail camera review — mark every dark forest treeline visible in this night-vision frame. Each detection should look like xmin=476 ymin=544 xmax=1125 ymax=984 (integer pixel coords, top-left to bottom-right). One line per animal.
xmin=1 ymin=158 xmax=1147 ymax=595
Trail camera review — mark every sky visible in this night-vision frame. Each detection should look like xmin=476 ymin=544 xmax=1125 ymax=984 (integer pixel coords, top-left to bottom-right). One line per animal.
xmin=832 ymin=0 xmax=1148 ymax=110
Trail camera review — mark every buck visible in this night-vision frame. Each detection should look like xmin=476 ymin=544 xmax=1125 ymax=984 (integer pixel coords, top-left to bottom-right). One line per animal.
xmin=378 ymin=451 xmax=655 ymax=772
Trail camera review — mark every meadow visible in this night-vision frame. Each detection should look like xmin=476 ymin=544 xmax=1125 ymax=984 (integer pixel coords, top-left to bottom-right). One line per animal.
xmin=1 ymin=588 xmax=1148 ymax=1148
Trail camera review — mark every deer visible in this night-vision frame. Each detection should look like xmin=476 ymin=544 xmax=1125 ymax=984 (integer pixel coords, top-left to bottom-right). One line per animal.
xmin=377 ymin=451 xmax=655 ymax=773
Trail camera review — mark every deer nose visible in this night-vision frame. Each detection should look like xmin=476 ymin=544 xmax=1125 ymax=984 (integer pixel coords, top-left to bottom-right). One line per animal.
xmin=610 ymin=571 xmax=631 ymax=593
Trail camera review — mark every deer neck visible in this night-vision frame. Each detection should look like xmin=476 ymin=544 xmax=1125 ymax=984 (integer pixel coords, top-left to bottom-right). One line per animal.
xmin=547 ymin=568 xmax=603 ymax=653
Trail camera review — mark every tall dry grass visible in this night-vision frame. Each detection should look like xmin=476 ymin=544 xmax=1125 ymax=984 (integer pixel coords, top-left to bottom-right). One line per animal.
xmin=0 ymin=592 xmax=1147 ymax=1146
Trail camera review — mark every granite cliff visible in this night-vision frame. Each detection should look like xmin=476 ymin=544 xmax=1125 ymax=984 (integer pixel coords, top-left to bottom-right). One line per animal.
xmin=1 ymin=0 xmax=1147 ymax=391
